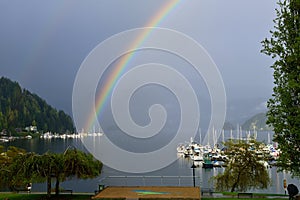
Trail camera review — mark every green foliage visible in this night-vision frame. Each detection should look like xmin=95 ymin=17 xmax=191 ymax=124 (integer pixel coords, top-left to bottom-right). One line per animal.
xmin=63 ymin=148 xmax=103 ymax=179
xmin=0 ymin=194 xmax=288 ymax=200
xmin=0 ymin=145 xmax=102 ymax=197
xmin=261 ymin=0 xmax=300 ymax=177
xmin=214 ymin=139 xmax=271 ymax=192
xmin=0 ymin=77 xmax=74 ymax=134
xmin=27 ymin=149 xmax=102 ymax=197
xmin=0 ymin=194 xmax=45 ymax=200
xmin=0 ymin=146 xmax=29 ymax=190
xmin=0 ymin=193 xmax=92 ymax=200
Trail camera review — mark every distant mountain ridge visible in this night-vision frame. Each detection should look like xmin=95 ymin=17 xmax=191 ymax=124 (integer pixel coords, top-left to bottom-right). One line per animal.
xmin=242 ymin=112 xmax=272 ymax=131
xmin=0 ymin=77 xmax=74 ymax=134
xmin=224 ymin=113 xmax=272 ymax=131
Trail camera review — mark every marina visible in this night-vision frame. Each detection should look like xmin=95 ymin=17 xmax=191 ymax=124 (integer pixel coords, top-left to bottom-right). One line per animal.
xmin=1 ymin=131 xmax=299 ymax=194
xmin=176 ymin=136 xmax=280 ymax=169
xmin=0 ymin=131 xmax=104 ymax=142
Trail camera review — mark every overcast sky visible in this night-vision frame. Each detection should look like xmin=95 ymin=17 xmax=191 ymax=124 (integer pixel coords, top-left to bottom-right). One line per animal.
xmin=0 ymin=0 xmax=277 ymax=125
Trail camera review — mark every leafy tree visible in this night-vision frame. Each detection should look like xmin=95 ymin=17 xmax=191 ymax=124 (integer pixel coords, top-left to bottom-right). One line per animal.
xmin=32 ymin=120 xmax=37 ymax=127
xmin=0 ymin=146 xmax=29 ymax=190
xmin=0 ymin=146 xmax=102 ymax=197
xmin=53 ymin=148 xmax=103 ymax=195
xmin=63 ymin=148 xmax=103 ymax=179
xmin=261 ymin=0 xmax=300 ymax=176
xmin=28 ymin=153 xmax=60 ymax=197
xmin=31 ymin=149 xmax=102 ymax=197
xmin=8 ymin=152 xmax=37 ymax=191
xmin=214 ymin=139 xmax=271 ymax=192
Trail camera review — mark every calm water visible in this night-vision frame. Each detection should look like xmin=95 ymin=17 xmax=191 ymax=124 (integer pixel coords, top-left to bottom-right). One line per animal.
xmin=2 ymin=134 xmax=300 ymax=194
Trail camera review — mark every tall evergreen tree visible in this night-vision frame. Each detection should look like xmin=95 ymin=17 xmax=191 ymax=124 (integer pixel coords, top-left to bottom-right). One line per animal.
xmin=261 ymin=0 xmax=300 ymax=176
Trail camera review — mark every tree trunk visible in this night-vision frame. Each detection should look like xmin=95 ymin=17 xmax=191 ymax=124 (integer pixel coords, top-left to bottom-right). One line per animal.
xmin=231 ymin=182 xmax=237 ymax=192
xmin=47 ymin=176 xmax=51 ymax=198
xmin=231 ymin=171 xmax=241 ymax=192
xmin=55 ymin=178 xmax=60 ymax=195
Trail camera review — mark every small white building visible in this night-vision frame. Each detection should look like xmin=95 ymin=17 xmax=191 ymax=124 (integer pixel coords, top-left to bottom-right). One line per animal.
xmin=25 ymin=126 xmax=37 ymax=132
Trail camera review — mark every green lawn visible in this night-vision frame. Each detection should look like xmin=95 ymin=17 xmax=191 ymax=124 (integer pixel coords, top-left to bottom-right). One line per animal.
xmin=0 ymin=193 xmax=93 ymax=200
xmin=0 ymin=192 xmax=289 ymax=200
xmin=203 ymin=199 xmax=287 ymax=200
xmin=221 ymin=192 xmax=288 ymax=197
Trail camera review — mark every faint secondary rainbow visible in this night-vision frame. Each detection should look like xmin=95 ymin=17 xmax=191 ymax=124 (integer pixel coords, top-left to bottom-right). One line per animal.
xmin=85 ymin=0 xmax=181 ymax=133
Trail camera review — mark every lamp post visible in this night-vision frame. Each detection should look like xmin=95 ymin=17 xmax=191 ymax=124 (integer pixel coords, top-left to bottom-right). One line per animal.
xmin=191 ymin=161 xmax=196 ymax=187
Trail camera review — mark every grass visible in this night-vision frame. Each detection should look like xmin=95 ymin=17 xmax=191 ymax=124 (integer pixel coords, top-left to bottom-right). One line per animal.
xmin=0 ymin=192 xmax=289 ymax=200
xmin=0 ymin=193 xmax=93 ymax=200
xmin=203 ymin=199 xmax=287 ymax=200
xmin=0 ymin=193 xmax=44 ymax=200
xmin=221 ymin=192 xmax=288 ymax=197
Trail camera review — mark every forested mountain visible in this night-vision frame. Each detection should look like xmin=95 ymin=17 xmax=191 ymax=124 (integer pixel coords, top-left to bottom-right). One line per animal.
xmin=242 ymin=112 xmax=272 ymax=131
xmin=0 ymin=77 xmax=74 ymax=134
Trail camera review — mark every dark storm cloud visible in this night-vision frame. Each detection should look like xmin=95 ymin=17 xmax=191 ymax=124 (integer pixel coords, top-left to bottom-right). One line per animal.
xmin=0 ymin=0 xmax=276 ymax=123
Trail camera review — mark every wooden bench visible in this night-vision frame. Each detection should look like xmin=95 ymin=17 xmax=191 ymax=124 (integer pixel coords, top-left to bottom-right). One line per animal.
xmin=294 ymin=194 xmax=300 ymax=200
xmin=201 ymin=188 xmax=214 ymax=196
xmin=238 ymin=192 xmax=253 ymax=198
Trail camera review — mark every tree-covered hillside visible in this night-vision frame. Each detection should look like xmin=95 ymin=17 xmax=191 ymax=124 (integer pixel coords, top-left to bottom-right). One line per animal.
xmin=0 ymin=77 xmax=74 ymax=134
xmin=242 ymin=113 xmax=272 ymax=131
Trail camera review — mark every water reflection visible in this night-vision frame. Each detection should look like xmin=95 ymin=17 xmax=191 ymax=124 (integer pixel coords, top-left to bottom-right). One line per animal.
xmin=2 ymin=137 xmax=300 ymax=193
